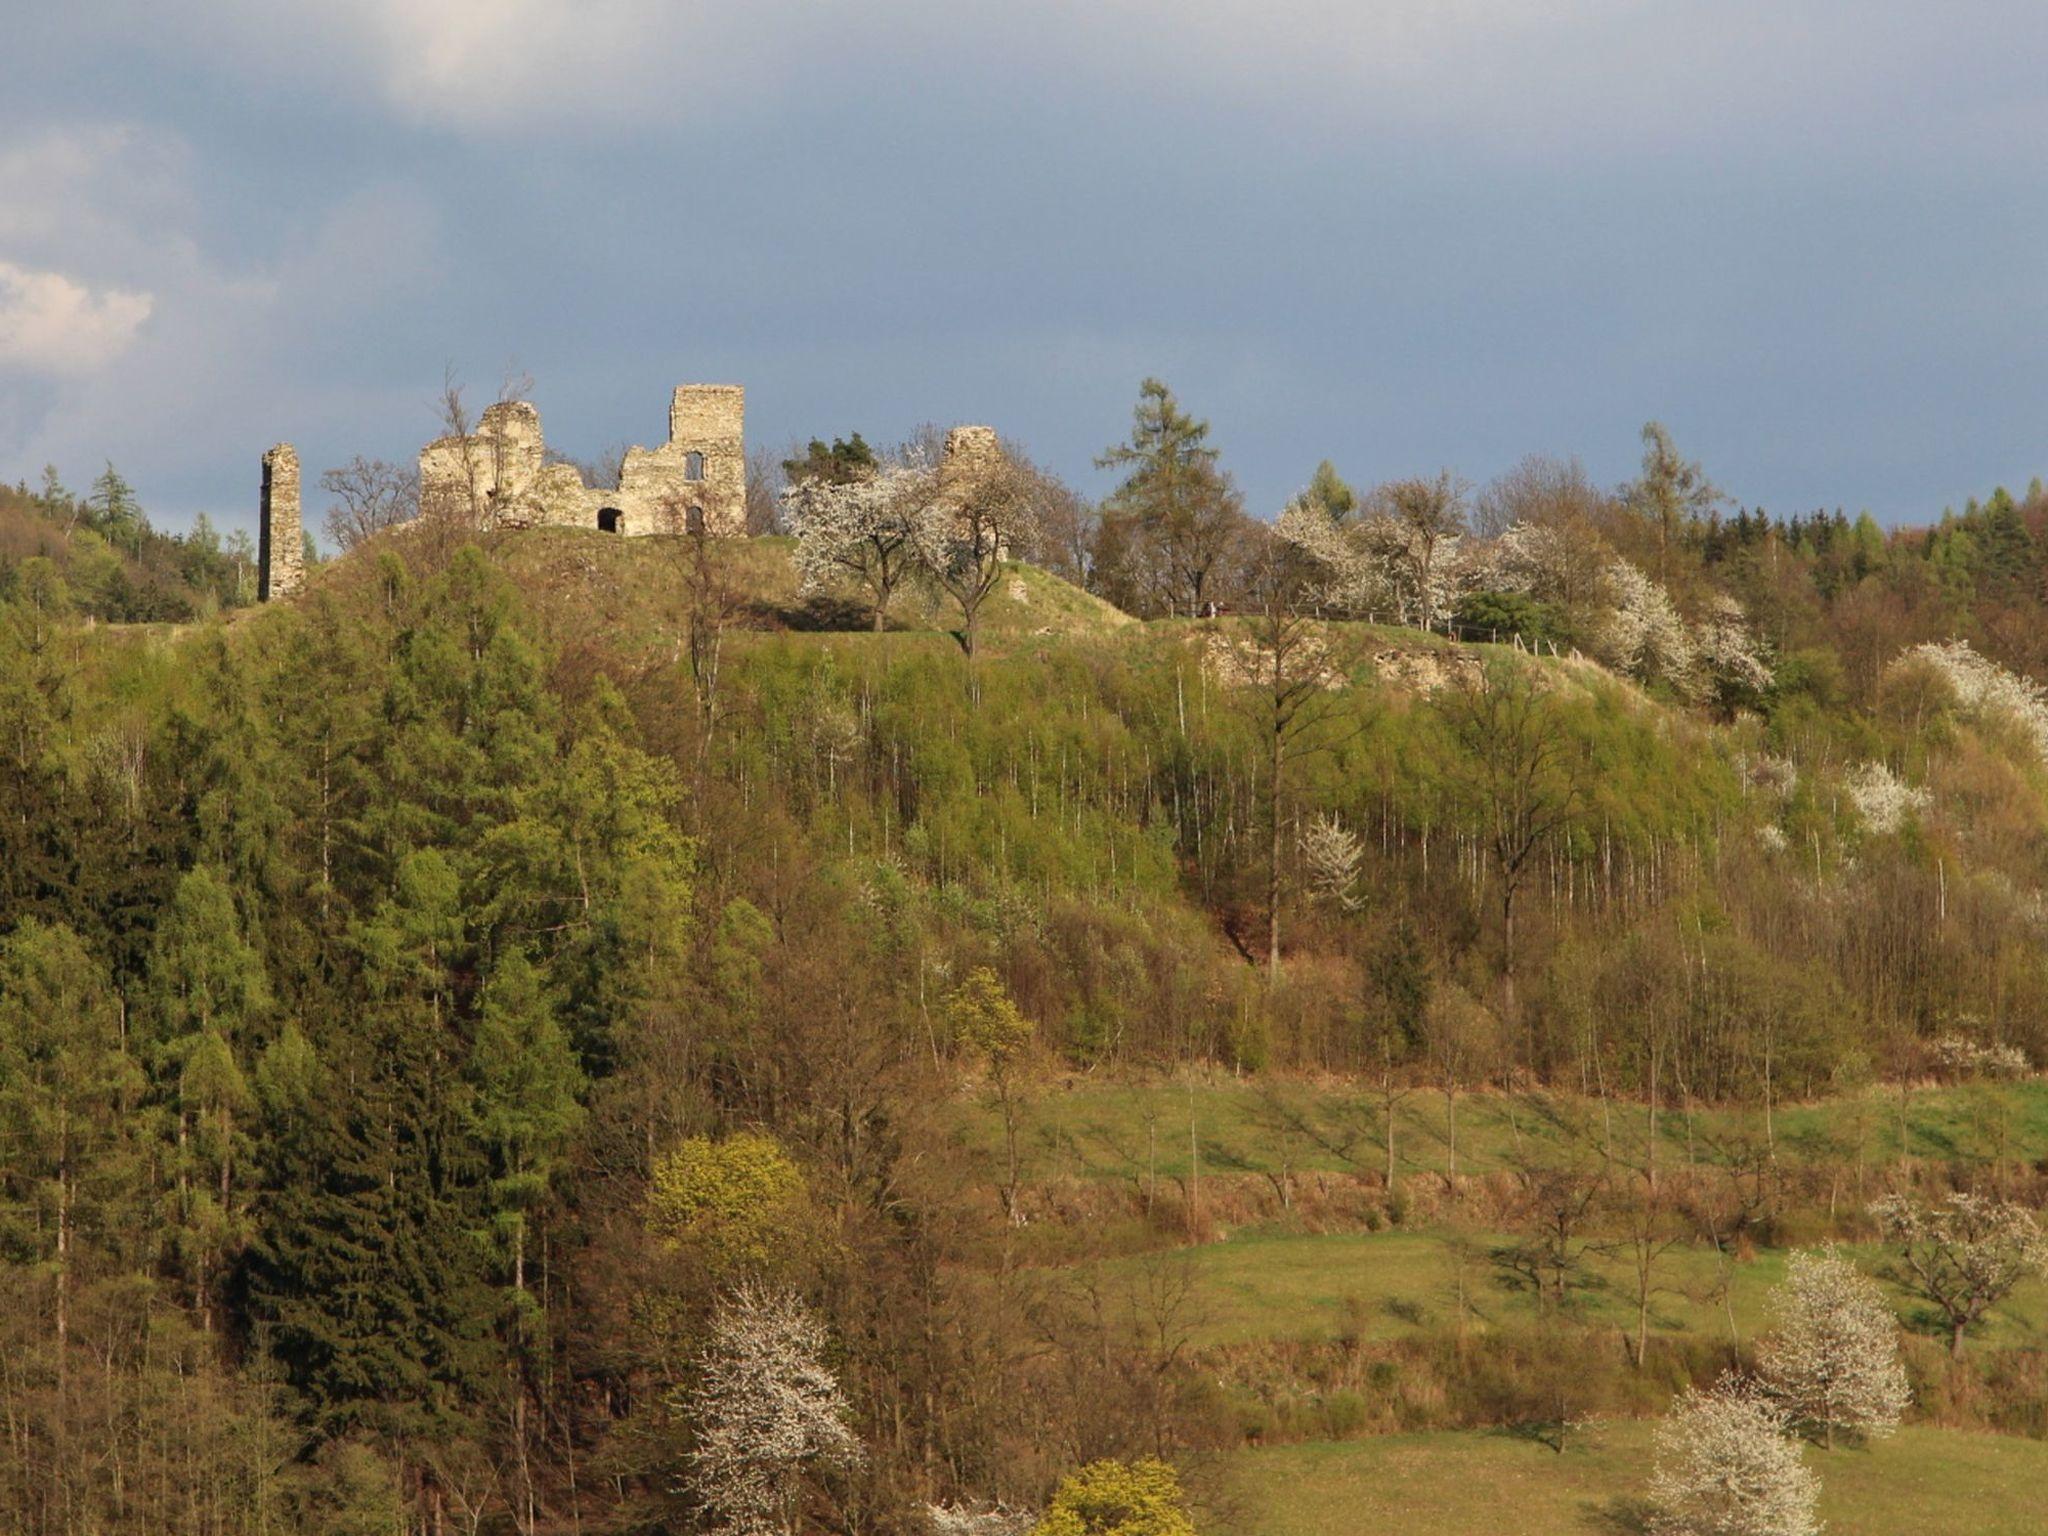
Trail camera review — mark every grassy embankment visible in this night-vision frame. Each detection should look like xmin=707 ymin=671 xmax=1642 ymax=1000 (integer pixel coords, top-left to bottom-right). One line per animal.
xmin=1222 ymin=1423 xmax=2048 ymax=1536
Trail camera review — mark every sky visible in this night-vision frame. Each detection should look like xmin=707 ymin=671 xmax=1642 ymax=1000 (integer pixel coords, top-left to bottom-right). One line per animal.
xmin=5 ymin=2 xmax=2048 ymax=542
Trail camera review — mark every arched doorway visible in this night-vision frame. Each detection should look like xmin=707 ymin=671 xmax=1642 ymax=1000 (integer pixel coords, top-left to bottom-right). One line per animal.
xmin=597 ymin=507 xmax=622 ymax=533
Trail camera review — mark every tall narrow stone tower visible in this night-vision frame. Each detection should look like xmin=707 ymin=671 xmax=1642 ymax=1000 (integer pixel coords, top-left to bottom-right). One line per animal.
xmin=259 ymin=443 xmax=302 ymax=602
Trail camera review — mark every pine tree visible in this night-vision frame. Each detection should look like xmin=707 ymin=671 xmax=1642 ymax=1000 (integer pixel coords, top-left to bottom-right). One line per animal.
xmin=86 ymin=461 xmax=147 ymax=551
xmin=0 ymin=920 xmax=151 ymax=1355
xmin=1095 ymin=379 xmax=1242 ymax=617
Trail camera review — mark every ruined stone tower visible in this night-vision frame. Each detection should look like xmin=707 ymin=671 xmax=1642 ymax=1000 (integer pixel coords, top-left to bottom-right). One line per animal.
xmin=417 ymin=383 xmax=746 ymax=537
xmin=258 ymin=443 xmax=302 ymax=602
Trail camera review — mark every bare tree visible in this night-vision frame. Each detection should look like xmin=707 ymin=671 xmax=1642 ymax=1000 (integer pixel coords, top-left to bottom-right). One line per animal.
xmin=1233 ymin=536 xmax=1361 ymax=979
xmin=1597 ymin=1187 xmax=1692 ymax=1372
xmin=914 ymin=445 xmax=1038 ymax=665
xmin=745 ymin=443 xmax=785 ymax=535
xmin=319 ymin=456 xmax=419 ymax=551
xmin=1476 ymin=453 xmax=1609 ymax=538
xmin=424 ymin=363 xmax=532 ymax=529
xmin=660 ymin=498 xmax=745 ymax=775
xmin=1442 ymin=661 xmax=1584 ymax=1053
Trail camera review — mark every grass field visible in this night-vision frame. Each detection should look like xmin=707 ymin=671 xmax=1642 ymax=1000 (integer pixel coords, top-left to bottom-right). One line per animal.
xmin=1084 ymin=1229 xmax=2048 ymax=1351
xmin=1221 ymin=1423 xmax=2048 ymax=1535
xmin=980 ymin=1075 xmax=2048 ymax=1184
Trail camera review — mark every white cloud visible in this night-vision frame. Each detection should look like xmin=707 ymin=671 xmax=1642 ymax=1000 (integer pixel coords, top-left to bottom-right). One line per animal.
xmin=0 ymin=121 xmax=441 ymax=523
xmin=0 ymin=263 xmax=154 ymax=375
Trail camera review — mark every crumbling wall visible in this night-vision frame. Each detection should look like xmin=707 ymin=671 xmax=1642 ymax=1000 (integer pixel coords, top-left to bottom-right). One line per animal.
xmin=259 ymin=443 xmax=302 ymax=601
xmin=412 ymin=385 xmax=746 ymax=538
xmin=419 ymin=400 xmax=552 ymax=527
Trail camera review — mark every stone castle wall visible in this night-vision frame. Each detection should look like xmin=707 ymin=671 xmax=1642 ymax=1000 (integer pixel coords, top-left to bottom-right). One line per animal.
xmin=417 ymin=385 xmax=745 ymax=538
xmin=258 ymin=443 xmax=302 ymax=601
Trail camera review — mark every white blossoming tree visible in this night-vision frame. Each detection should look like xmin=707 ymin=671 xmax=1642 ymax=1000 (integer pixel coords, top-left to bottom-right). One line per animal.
xmin=1844 ymin=761 xmax=1929 ymax=835
xmin=682 ymin=1283 xmax=862 ymax=1536
xmin=1598 ymin=560 xmax=1697 ymax=694
xmin=1274 ymin=496 xmax=1399 ymax=617
xmin=1757 ymin=1246 xmax=1910 ymax=1447
xmin=925 ymin=1504 xmax=1037 ymax=1536
xmin=1299 ymin=813 xmax=1365 ymax=911
xmin=784 ymin=461 xmax=933 ymax=632
xmin=1647 ymin=1377 xmax=1820 ymax=1536
xmin=1891 ymin=639 xmax=2048 ymax=763
xmin=1274 ymin=494 xmax=1470 ymax=629
xmin=1869 ymin=1192 xmax=2047 ymax=1358
xmin=1695 ymin=594 xmax=1774 ymax=714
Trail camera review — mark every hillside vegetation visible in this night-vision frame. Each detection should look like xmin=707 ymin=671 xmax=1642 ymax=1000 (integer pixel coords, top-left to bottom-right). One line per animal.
xmin=5 ymin=402 xmax=2048 ymax=1536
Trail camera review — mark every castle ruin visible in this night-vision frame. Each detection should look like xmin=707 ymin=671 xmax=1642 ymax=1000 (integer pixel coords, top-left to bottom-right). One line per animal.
xmin=256 ymin=380 xmax=1011 ymax=603
xmin=258 ymin=382 xmax=744 ymax=601
xmin=418 ymin=384 xmax=745 ymax=538
xmin=258 ymin=443 xmax=303 ymax=602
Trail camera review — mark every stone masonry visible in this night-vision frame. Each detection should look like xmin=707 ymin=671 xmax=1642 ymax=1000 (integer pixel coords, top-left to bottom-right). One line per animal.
xmin=258 ymin=444 xmax=302 ymax=602
xmin=417 ymin=384 xmax=746 ymax=539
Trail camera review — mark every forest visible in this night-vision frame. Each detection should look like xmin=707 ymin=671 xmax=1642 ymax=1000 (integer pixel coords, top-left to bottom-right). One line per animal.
xmin=2 ymin=383 xmax=2047 ymax=1536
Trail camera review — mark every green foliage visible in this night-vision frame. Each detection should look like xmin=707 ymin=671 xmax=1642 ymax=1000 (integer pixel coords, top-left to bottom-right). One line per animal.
xmin=947 ymin=965 xmax=1033 ymax=1066
xmin=783 ymin=432 xmax=879 ymax=485
xmin=1037 ymin=1458 xmax=1198 ymax=1536
xmin=1453 ymin=589 xmax=1561 ymax=647
xmin=647 ymin=1131 xmax=809 ymax=1272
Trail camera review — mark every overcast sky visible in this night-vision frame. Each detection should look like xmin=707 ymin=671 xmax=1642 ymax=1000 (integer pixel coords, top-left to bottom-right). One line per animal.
xmin=6 ymin=3 xmax=2048 ymax=540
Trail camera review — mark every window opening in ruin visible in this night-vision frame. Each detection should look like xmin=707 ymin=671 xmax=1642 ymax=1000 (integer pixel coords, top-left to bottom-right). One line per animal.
xmin=684 ymin=451 xmax=705 ymax=481
xmin=597 ymin=507 xmax=622 ymax=533
xmin=686 ymin=505 xmax=706 ymax=535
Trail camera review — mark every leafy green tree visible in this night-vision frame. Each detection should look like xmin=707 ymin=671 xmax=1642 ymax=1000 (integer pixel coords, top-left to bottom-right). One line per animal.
xmin=1625 ymin=422 xmax=1719 ymax=580
xmin=648 ymin=1131 xmax=809 ymax=1275
xmin=147 ymin=863 xmax=272 ymax=1323
xmin=1036 ymin=1459 xmax=1197 ymax=1536
xmin=948 ymin=966 xmax=1034 ymax=1219
xmin=468 ymin=948 xmax=583 ymax=1298
xmin=86 ymin=462 xmax=147 ymax=552
xmin=1302 ymin=459 xmax=1358 ymax=524
xmin=782 ymin=433 xmax=878 ymax=486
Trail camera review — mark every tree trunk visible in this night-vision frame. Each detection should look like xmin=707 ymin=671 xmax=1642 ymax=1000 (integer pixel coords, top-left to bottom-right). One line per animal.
xmin=1268 ymin=697 xmax=1284 ymax=980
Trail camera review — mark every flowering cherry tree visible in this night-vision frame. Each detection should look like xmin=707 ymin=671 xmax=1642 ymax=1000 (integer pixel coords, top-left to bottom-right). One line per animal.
xmin=1647 ymin=1377 xmax=1820 ymax=1536
xmin=683 ymin=1283 xmax=862 ymax=1536
xmin=1869 ymin=1192 xmax=2047 ymax=1357
xmin=1844 ymin=761 xmax=1930 ymax=835
xmin=784 ymin=461 xmax=934 ymax=632
xmin=1695 ymin=593 xmax=1773 ymax=711
xmin=1893 ymin=639 xmax=2048 ymax=763
xmin=1757 ymin=1246 xmax=1910 ymax=1447
xmin=1598 ymin=560 xmax=1696 ymax=693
